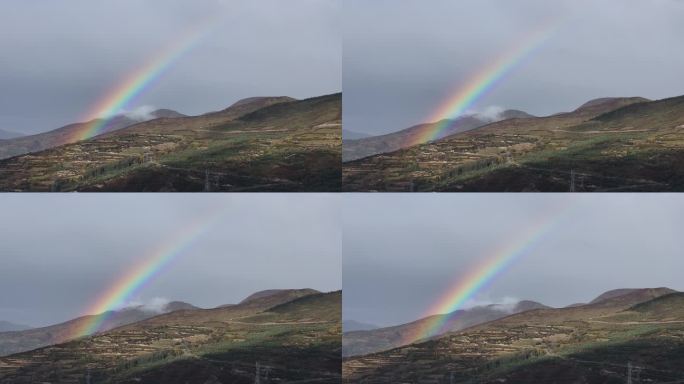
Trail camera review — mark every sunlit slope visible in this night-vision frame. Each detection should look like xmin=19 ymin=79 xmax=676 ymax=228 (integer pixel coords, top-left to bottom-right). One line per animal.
xmin=343 ymin=288 xmax=684 ymax=384
xmin=0 ymin=93 xmax=341 ymax=192
xmin=343 ymin=95 xmax=684 ymax=192
xmin=0 ymin=290 xmax=341 ymax=384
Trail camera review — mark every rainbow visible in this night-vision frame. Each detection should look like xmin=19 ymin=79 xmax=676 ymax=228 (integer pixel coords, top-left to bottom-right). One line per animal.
xmin=73 ymin=207 xmax=227 ymax=338
xmin=72 ymin=23 xmax=213 ymax=141
xmin=403 ymin=199 xmax=575 ymax=345
xmin=408 ymin=22 xmax=559 ymax=147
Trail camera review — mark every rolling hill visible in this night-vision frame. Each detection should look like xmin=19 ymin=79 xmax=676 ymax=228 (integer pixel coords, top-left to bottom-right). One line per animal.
xmin=0 ymin=109 xmax=186 ymax=160
xmin=342 ymin=95 xmax=684 ymax=192
xmin=343 ymin=110 xmax=533 ymax=162
xmin=342 ymin=287 xmax=684 ymax=384
xmin=0 ymin=289 xmax=341 ymax=384
xmin=0 ymin=93 xmax=341 ymax=192
xmin=0 ymin=302 xmax=198 ymax=357
xmin=343 ymin=300 xmax=548 ymax=357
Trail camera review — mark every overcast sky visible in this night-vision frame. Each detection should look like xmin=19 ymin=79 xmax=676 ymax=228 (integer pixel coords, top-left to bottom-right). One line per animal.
xmin=0 ymin=0 xmax=340 ymax=135
xmin=0 ymin=194 xmax=340 ymax=327
xmin=344 ymin=0 xmax=684 ymax=135
xmin=343 ymin=194 xmax=684 ymax=327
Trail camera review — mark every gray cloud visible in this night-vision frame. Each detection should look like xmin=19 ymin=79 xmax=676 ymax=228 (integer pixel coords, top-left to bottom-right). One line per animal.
xmin=343 ymin=0 xmax=684 ymax=135
xmin=0 ymin=0 xmax=340 ymax=134
xmin=0 ymin=194 xmax=341 ymax=327
xmin=343 ymin=194 xmax=684 ymax=326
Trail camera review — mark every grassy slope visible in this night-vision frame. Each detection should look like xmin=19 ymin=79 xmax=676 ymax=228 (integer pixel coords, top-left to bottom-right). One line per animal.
xmin=0 ymin=94 xmax=341 ymax=192
xmin=0 ymin=290 xmax=341 ymax=384
xmin=343 ymin=96 xmax=684 ymax=192
xmin=342 ymin=289 xmax=684 ymax=384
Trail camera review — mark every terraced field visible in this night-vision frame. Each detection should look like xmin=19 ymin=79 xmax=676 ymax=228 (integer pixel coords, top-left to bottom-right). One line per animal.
xmin=343 ymin=96 xmax=684 ymax=192
xmin=0 ymin=290 xmax=341 ymax=384
xmin=0 ymin=93 xmax=341 ymax=192
xmin=343 ymin=289 xmax=684 ymax=384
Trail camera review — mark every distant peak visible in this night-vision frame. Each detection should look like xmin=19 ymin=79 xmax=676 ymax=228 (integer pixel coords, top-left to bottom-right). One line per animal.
xmin=499 ymin=109 xmax=535 ymax=119
xmin=514 ymin=300 xmax=549 ymax=312
xmin=590 ymin=287 xmax=676 ymax=304
xmin=239 ymin=288 xmax=320 ymax=304
xmin=151 ymin=109 xmax=186 ymax=119
xmin=575 ymin=97 xmax=650 ymax=111
xmin=164 ymin=301 xmax=198 ymax=312
xmin=228 ymin=96 xmax=296 ymax=109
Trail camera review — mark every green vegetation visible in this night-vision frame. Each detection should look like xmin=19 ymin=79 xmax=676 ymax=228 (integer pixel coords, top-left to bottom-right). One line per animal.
xmin=343 ymin=95 xmax=684 ymax=192
xmin=0 ymin=94 xmax=341 ymax=192
xmin=0 ymin=290 xmax=341 ymax=384
xmin=343 ymin=289 xmax=684 ymax=383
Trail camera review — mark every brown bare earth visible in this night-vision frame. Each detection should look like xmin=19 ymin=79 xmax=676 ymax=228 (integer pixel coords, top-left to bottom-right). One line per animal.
xmin=0 ymin=289 xmax=341 ymax=384
xmin=343 ymin=288 xmax=684 ymax=384
xmin=0 ymin=93 xmax=341 ymax=192
xmin=343 ymin=95 xmax=684 ymax=192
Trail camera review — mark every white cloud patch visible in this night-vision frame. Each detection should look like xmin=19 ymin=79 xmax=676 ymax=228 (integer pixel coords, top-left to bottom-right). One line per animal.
xmin=473 ymin=105 xmax=505 ymax=122
xmin=122 ymin=105 xmax=158 ymax=121
xmin=121 ymin=297 xmax=171 ymax=313
xmin=461 ymin=295 xmax=521 ymax=313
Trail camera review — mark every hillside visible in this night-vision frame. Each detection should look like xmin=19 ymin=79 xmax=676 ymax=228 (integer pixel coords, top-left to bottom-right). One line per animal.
xmin=0 ymin=93 xmax=341 ymax=192
xmin=343 ymin=288 xmax=684 ymax=384
xmin=342 ymin=95 xmax=684 ymax=192
xmin=0 ymin=302 xmax=198 ymax=357
xmin=342 ymin=111 xmax=531 ymax=162
xmin=0 ymin=289 xmax=341 ymax=384
xmin=343 ymin=301 xmax=548 ymax=357
xmin=0 ymin=109 xmax=186 ymax=160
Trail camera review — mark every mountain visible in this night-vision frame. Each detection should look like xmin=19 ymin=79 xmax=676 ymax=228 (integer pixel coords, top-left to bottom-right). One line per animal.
xmin=238 ymin=288 xmax=320 ymax=304
xmin=343 ymin=320 xmax=380 ymax=332
xmin=0 ymin=109 xmax=186 ymax=160
xmin=343 ymin=111 xmax=532 ymax=162
xmin=203 ymin=96 xmax=297 ymax=119
xmin=343 ymin=300 xmax=548 ymax=357
xmin=0 ymin=289 xmax=341 ymax=384
xmin=0 ymin=321 xmax=31 ymax=333
xmin=0 ymin=93 xmax=341 ymax=192
xmin=342 ymin=95 xmax=684 ymax=192
xmin=589 ymin=287 xmax=675 ymax=304
xmin=0 ymin=129 xmax=24 ymax=140
xmin=343 ymin=129 xmax=372 ymax=140
xmin=343 ymin=288 xmax=682 ymax=384
xmin=0 ymin=301 xmax=197 ymax=357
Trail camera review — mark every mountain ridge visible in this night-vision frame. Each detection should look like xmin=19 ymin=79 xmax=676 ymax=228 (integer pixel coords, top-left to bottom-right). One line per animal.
xmin=0 ymin=289 xmax=340 ymax=383
xmin=0 ymin=301 xmax=198 ymax=357
xmin=343 ymin=287 xmax=682 ymax=383
xmin=343 ymin=109 xmax=532 ymax=162
xmin=0 ymin=93 xmax=341 ymax=192
xmin=343 ymin=300 xmax=548 ymax=357
xmin=343 ymin=94 xmax=684 ymax=192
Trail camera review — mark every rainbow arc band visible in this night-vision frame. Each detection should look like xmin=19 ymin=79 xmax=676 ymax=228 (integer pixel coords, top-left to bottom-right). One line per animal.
xmin=408 ymin=21 xmax=560 ymax=147
xmin=73 ymin=21 xmax=215 ymax=142
xmin=402 ymin=198 xmax=576 ymax=345
xmin=73 ymin=206 xmax=229 ymax=338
